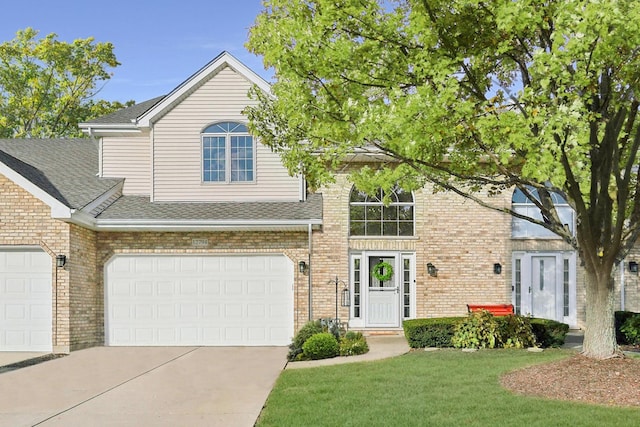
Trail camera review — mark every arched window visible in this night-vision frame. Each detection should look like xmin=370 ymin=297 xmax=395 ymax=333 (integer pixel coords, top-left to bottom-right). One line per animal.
xmin=349 ymin=186 xmax=414 ymax=236
xmin=202 ymin=121 xmax=254 ymax=183
xmin=511 ymin=188 xmax=575 ymax=238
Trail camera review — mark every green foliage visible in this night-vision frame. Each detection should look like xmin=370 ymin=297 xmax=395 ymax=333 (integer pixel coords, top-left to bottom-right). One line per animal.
xmin=451 ymin=312 xmax=538 ymax=349
xmin=0 ymin=28 xmax=129 ymax=138
xmin=301 ymin=332 xmax=339 ymax=360
xmin=319 ymin=317 xmax=346 ymax=341
xmin=452 ymin=310 xmax=502 ymax=349
xmin=339 ymin=331 xmax=369 ymax=356
xmin=499 ymin=315 xmax=536 ymax=349
xmin=402 ymin=318 xmax=460 ymax=348
xmin=529 ymin=318 xmax=570 ymax=348
xmin=620 ymin=314 xmax=640 ymax=345
xmin=615 ymin=311 xmax=638 ymax=344
xmin=288 ymin=320 xmax=323 ymax=361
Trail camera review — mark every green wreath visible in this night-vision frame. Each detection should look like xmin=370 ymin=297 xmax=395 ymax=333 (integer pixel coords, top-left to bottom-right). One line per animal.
xmin=372 ymin=261 xmax=394 ymax=282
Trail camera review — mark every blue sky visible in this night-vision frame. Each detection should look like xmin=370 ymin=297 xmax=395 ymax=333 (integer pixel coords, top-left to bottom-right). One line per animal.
xmin=0 ymin=0 xmax=270 ymax=103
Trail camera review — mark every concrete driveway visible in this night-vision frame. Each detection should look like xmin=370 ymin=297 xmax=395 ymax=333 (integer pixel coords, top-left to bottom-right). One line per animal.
xmin=0 ymin=346 xmax=287 ymax=427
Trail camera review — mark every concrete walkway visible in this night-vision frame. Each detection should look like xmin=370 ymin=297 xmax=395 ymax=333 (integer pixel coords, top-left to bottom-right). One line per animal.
xmin=562 ymin=330 xmax=584 ymax=351
xmin=286 ymin=335 xmax=410 ymax=369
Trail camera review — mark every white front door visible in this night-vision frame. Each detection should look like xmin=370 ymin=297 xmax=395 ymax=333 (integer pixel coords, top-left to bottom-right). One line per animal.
xmin=367 ymin=255 xmax=399 ymax=327
xmin=531 ymin=256 xmax=557 ymax=319
xmin=513 ymin=252 xmax=576 ymax=327
xmin=349 ymin=252 xmax=415 ymax=328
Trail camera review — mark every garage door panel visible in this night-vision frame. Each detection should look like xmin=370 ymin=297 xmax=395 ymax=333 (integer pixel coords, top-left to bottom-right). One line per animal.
xmin=247 ymin=280 xmax=266 ymax=295
xmin=202 ymin=280 xmax=221 ymax=295
xmin=133 ymin=258 xmax=154 ymax=274
xmin=225 ymin=280 xmax=243 ymax=295
xmin=106 ymin=255 xmax=293 ymax=346
xmin=180 ymin=280 xmax=198 ymax=295
xmin=135 ymin=281 xmax=153 ymax=296
xmin=0 ymin=249 xmax=52 ymax=352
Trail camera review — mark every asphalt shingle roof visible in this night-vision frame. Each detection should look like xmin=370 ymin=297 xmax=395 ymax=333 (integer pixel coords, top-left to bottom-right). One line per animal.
xmin=0 ymin=139 xmax=122 ymax=209
xmin=82 ymin=96 xmax=165 ymax=125
xmin=97 ymin=194 xmax=323 ymax=222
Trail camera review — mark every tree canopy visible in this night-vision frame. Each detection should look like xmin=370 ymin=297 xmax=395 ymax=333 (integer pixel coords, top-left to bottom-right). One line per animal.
xmin=0 ymin=28 xmax=128 ymax=138
xmin=247 ymin=0 xmax=640 ymax=358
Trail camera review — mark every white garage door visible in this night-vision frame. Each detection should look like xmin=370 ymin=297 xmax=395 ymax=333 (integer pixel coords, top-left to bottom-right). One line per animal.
xmin=0 ymin=248 xmax=52 ymax=352
xmin=105 ymin=255 xmax=294 ymax=346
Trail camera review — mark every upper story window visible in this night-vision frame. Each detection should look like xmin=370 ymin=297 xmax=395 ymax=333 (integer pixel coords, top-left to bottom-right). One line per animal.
xmin=202 ymin=121 xmax=254 ymax=183
xmin=349 ymin=186 xmax=414 ymax=237
xmin=511 ymin=188 xmax=575 ymax=238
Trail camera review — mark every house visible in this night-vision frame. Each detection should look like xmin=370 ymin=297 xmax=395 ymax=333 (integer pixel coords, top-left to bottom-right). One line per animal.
xmin=0 ymin=52 xmax=637 ymax=353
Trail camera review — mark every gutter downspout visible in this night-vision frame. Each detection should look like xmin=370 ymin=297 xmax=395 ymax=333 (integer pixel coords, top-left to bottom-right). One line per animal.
xmin=620 ymin=260 xmax=625 ymax=311
xmin=308 ymin=223 xmax=313 ymax=321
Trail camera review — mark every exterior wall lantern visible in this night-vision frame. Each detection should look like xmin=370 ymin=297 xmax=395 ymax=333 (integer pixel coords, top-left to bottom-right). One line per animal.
xmin=56 ymin=254 xmax=67 ymax=268
xmin=629 ymin=261 xmax=638 ymax=273
xmin=494 ymin=263 xmax=502 ymax=274
xmin=341 ymin=286 xmax=350 ymax=307
xmin=427 ymin=263 xmax=438 ymax=277
xmin=298 ymin=260 xmax=308 ymax=274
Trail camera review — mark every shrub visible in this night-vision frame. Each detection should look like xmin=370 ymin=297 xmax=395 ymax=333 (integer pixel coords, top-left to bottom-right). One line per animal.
xmin=302 ymin=332 xmax=340 ymax=360
xmin=498 ymin=315 xmax=536 ymax=349
xmin=319 ymin=317 xmax=347 ymax=341
xmin=339 ymin=331 xmax=369 ymax=356
xmin=452 ymin=310 xmax=502 ymax=349
xmin=402 ymin=318 xmax=461 ymax=348
xmin=287 ymin=320 xmax=323 ymax=361
xmin=529 ymin=318 xmax=569 ymax=348
xmin=621 ymin=314 xmax=640 ymax=345
xmin=615 ymin=311 xmax=638 ymax=344
xmin=451 ymin=312 xmax=537 ymax=349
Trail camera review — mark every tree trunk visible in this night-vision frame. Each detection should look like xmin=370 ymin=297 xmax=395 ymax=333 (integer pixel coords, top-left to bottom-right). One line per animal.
xmin=582 ymin=268 xmax=618 ymax=359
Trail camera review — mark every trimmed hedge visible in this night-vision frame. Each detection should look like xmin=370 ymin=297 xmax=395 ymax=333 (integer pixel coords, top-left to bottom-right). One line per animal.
xmin=615 ymin=311 xmax=638 ymax=344
xmin=529 ymin=318 xmax=569 ymax=348
xmin=403 ymin=318 xmax=460 ymax=348
xmin=404 ymin=316 xmax=569 ymax=349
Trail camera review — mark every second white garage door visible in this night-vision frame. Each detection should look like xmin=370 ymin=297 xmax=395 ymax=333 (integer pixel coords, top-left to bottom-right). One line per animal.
xmin=105 ymin=255 xmax=293 ymax=346
xmin=0 ymin=248 xmax=52 ymax=352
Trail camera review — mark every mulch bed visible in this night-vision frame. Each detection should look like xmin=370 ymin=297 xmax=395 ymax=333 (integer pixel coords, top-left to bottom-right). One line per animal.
xmin=501 ymin=352 xmax=640 ymax=407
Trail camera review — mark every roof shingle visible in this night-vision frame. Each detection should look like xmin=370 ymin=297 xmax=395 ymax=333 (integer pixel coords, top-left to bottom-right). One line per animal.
xmin=0 ymin=139 xmax=122 ymax=209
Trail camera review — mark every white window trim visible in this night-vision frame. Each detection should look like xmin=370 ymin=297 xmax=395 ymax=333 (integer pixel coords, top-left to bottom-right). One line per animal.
xmin=349 ymin=188 xmax=415 ymax=237
xmin=201 ymin=126 xmax=256 ymax=184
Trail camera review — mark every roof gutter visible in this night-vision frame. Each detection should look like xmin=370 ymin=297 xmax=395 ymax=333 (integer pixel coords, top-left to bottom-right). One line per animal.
xmin=64 ymin=216 xmax=322 ymax=232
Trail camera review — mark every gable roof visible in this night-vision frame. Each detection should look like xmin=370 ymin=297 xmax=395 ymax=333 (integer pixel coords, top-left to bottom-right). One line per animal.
xmin=0 ymin=139 xmax=122 ymax=210
xmin=136 ymin=51 xmax=270 ymax=127
xmin=79 ymin=52 xmax=270 ymax=134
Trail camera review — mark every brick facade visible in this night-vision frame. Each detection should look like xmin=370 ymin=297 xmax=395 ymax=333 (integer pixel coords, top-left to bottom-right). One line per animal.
xmin=0 ymin=173 xmax=71 ymax=352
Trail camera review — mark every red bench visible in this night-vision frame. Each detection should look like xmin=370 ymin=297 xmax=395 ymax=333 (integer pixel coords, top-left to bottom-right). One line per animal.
xmin=467 ymin=304 xmax=514 ymax=316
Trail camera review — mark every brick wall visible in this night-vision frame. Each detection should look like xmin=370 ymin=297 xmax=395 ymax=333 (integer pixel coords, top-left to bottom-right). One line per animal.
xmin=0 ymin=173 xmax=72 ymax=352
xmin=69 ymin=224 xmax=100 ymax=350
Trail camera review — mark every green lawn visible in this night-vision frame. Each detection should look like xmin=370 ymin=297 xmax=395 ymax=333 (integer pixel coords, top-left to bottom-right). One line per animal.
xmin=257 ymin=349 xmax=640 ymax=427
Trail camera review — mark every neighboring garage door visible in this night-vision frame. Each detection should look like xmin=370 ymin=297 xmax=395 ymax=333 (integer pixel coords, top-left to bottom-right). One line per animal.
xmin=105 ymin=255 xmax=294 ymax=346
xmin=0 ymin=248 xmax=52 ymax=352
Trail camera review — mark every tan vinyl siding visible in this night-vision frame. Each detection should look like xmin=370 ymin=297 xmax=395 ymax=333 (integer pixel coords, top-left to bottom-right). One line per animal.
xmin=152 ymin=66 xmax=300 ymax=202
xmin=101 ymin=135 xmax=150 ymax=195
